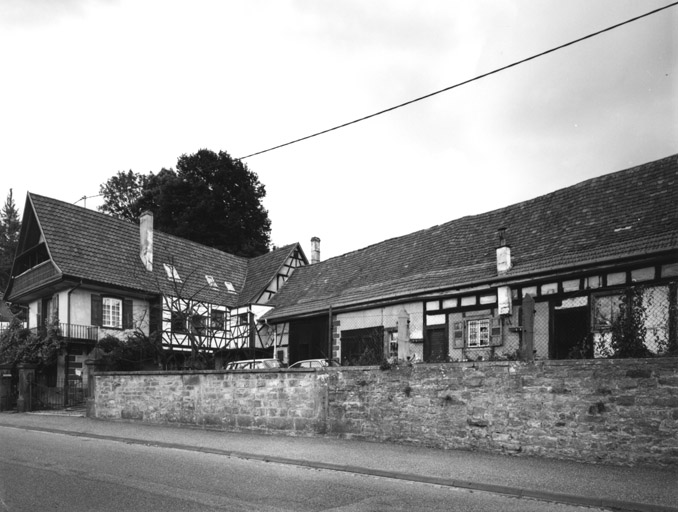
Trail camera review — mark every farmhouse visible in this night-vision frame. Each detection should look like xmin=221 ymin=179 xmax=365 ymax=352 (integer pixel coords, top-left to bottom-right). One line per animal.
xmin=261 ymin=154 xmax=678 ymax=365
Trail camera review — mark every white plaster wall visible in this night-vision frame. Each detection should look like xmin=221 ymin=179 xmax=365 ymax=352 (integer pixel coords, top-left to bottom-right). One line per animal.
xmin=68 ymin=288 xmax=150 ymax=338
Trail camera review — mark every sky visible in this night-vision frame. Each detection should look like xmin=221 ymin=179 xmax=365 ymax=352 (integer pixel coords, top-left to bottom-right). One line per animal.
xmin=0 ymin=0 xmax=676 ymax=261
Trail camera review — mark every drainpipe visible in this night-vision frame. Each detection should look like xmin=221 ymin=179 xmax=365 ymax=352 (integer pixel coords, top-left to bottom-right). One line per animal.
xmin=327 ymin=306 xmax=333 ymax=362
xmin=263 ymin=318 xmax=276 ymax=361
xmin=65 ymin=281 xmax=83 ymax=407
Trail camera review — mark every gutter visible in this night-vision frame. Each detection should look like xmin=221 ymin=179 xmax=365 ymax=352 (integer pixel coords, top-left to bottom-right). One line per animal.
xmin=264 ymin=249 xmax=677 ymax=323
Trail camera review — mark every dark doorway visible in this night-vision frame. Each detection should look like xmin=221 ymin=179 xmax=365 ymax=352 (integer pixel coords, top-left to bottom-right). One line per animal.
xmin=340 ymin=326 xmax=384 ymax=366
xmin=424 ymin=327 xmax=447 ymax=362
xmin=553 ymin=307 xmax=590 ymax=359
xmin=289 ymin=316 xmax=329 ymax=365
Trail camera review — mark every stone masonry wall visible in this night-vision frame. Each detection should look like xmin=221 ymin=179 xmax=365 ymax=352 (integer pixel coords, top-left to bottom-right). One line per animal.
xmin=93 ymin=358 xmax=678 ymax=468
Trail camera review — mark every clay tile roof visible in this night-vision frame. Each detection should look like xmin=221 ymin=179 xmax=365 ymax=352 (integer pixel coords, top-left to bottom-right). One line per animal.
xmin=238 ymin=243 xmax=302 ymax=306
xmin=25 ymin=194 xmax=250 ymax=306
xmin=265 ymin=154 xmax=678 ymax=320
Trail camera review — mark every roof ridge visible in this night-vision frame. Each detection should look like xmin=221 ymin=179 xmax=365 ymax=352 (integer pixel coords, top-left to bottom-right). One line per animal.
xmin=310 ymin=152 xmax=678 ymax=265
xmin=27 ymin=191 xmax=249 ymax=263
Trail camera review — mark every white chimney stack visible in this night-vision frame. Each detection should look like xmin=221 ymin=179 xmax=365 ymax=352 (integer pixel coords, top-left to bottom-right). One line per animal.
xmin=311 ymin=237 xmax=321 ymax=264
xmin=140 ymin=211 xmax=154 ymax=271
xmin=496 ymin=227 xmax=512 ymax=274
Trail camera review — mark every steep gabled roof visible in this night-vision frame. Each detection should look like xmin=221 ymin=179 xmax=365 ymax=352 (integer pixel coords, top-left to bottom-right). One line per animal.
xmin=238 ymin=243 xmax=305 ymax=306
xmin=265 ymin=154 xmax=678 ymax=320
xmin=13 ymin=194 xmax=257 ymax=306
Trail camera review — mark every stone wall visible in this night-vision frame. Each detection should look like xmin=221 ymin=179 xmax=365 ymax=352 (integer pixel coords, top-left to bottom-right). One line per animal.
xmin=92 ymin=357 xmax=678 ymax=467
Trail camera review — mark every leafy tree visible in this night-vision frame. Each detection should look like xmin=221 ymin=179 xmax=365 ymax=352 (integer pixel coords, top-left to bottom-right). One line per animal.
xmin=99 ymin=149 xmax=271 ymax=257
xmin=0 ymin=314 xmax=63 ymax=367
xmin=98 ymin=170 xmax=148 ymax=222
xmin=0 ymin=189 xmax=21 ymax=294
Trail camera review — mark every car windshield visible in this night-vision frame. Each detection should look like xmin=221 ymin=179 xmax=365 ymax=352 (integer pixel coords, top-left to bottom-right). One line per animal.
xmin=226 ymin=359 xmax=281 ymax=370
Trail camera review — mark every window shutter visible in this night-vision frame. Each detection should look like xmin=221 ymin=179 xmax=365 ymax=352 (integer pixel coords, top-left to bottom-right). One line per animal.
xmin=452 ymin=321 xmax=465 ymax=349
xmin=91 ymin=294 xmax=102 ymax=326
xmin=36 ymin=303 xmax=43 ymax=329
xmin=489 ymin=316 xmax=503 ymax=346
xmin=123 ymin=299 xmax=133 ymax=329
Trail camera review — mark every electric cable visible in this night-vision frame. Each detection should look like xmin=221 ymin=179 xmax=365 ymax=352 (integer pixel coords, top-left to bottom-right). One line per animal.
xmin=237 ymin=2 xmax=677 ymax=160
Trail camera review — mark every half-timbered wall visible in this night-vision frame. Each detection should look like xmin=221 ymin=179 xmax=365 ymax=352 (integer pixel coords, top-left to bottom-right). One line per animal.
xmin=161 ymin=296 xmax=229 ymax=351
xmin=253 ymin=248 xmax=306 ymax=304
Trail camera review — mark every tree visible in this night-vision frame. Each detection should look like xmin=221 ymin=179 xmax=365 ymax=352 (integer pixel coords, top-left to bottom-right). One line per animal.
xmin=98 ymin=170 xmax=148 ymax=222
xmin=0 ymin=313 xmax=62 ymax=367
xmin=99 ymin=149 xmax=271 ymax=257
xmin=0 ymin=189 xmax=21 ymax=294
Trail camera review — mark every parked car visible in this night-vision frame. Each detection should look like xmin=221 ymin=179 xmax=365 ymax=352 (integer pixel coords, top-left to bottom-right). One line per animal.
xmin=224 ymin=358 xmax=282 ymax=370
xmin=288 ymin=359 xmax=339 ymax=369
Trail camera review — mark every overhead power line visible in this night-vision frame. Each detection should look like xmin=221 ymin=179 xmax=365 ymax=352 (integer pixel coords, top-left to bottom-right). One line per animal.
xmin=238 ymin=2 xmax=678 ymax=160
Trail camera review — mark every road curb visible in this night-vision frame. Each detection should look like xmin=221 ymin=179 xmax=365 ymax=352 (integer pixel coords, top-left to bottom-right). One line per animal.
xmin=1 ymin=422 xmax=676 ymax=512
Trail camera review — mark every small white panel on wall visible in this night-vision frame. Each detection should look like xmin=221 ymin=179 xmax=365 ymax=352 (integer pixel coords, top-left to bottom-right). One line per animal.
xmin=497 ymin=286 xmax=512 ymax=315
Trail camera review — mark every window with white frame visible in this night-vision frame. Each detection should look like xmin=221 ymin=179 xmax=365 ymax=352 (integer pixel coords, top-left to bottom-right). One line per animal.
xmin=387 ymin=330 xmax=398 ymax=358
xmin=102 ymin=297 xmax=122 ymax=328
xmin=467 ymin=318 xmax=490 ymax=347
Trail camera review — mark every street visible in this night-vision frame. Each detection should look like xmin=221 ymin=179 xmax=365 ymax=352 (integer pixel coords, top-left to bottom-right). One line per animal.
xmin=0 ymin=426 xmax=601 ymax=512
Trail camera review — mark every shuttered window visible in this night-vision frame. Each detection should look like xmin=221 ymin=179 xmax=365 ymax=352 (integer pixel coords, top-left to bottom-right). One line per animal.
xmin=103 ymin=298 xmax=122 ymax=328
xmin=468 ymin=319 xmax=490 ymax=347
xmin=92 ymin=295 xmax=133 ymax=329
xmin=453 ymin=316 xmax=502 ymax=348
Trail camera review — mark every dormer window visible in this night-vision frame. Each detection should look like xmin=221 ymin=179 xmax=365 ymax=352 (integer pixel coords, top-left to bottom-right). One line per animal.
xmin=224 ymin=281 xmax=235 ymax=293
xmin=206 ymin=275 xmax=218 ymax=289
xmin=163 ymin=263 xmax=181 ymax=282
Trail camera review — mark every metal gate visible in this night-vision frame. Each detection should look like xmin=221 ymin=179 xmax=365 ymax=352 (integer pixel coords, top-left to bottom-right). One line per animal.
xmin=0 ymin=369 xmax=17 ymax=411
xmin=29 ymin=378 xmax=87 ymax=411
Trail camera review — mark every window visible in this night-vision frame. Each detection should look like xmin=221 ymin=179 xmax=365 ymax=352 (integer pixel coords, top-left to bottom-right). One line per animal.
xmin=190 ymin=314 xmax=207 ymax=335
xmin=211 ymin=309 xmax=226 ymax=330
xmin=102 ymin=298 xmax=122 ymax=328
xmin=171 ymin=310 xmax=187 ymax=333
xmin=205 ymin=275 xmax=218 ymax=289
xmin=164 ymin=263 xmax=181 ymax=282
xmin=224 ymin=281 xmax=235 ymax=292
xmin=452 ymin=316 xmax=502 ymax=349
xmin=467 ymin=319 xmax=490 ymax=347
xmin=387 ymin=330 xmax=398 ymax=359
xmin=592 ymin=293 xmax=624 ymax=331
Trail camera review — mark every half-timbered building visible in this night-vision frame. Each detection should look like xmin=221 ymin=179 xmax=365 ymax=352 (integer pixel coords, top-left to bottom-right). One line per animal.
xmin=262 ymin=154 xmax=678 ymax=365
xmin=2 ymin=193 xmax=308 ymax=383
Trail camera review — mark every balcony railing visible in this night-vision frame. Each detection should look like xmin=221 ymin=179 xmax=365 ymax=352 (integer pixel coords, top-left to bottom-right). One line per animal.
xmin=23 ymin=323 xmax=99 ymax=342
xmin=60 ymin=324 xmax=99 ymax=341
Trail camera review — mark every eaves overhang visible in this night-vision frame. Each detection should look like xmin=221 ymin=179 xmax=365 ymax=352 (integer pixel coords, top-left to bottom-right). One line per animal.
xmin=262 ymin=247 xmax=678 ymax=324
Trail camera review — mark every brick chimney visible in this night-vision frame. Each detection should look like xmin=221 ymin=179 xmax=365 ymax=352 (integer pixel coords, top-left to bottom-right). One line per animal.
xmin=140 ymin=211 xmax=154 ymax=271
xmin=311 ymin=237 xmax=321 ymax=264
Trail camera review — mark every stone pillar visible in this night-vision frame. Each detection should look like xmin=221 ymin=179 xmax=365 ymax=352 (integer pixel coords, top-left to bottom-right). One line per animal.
xmin=397 ymin=309 xmax=410 ymax=361
xmin=16 ymin=363 xmax=37 ymax=413
xmin=84 ymin=359 xmax=106 ymax=418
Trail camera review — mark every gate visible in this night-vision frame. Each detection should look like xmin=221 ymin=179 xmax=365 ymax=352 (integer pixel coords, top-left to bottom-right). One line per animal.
xmin=29 ymin=378 xmax=87 ymax=411
xmin=0 ymin=367 xmax=17 ymax=411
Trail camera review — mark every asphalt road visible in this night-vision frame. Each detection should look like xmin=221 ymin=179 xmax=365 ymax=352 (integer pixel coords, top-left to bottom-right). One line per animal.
xmin=0 ymin=426 xmax=602 ymax=512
